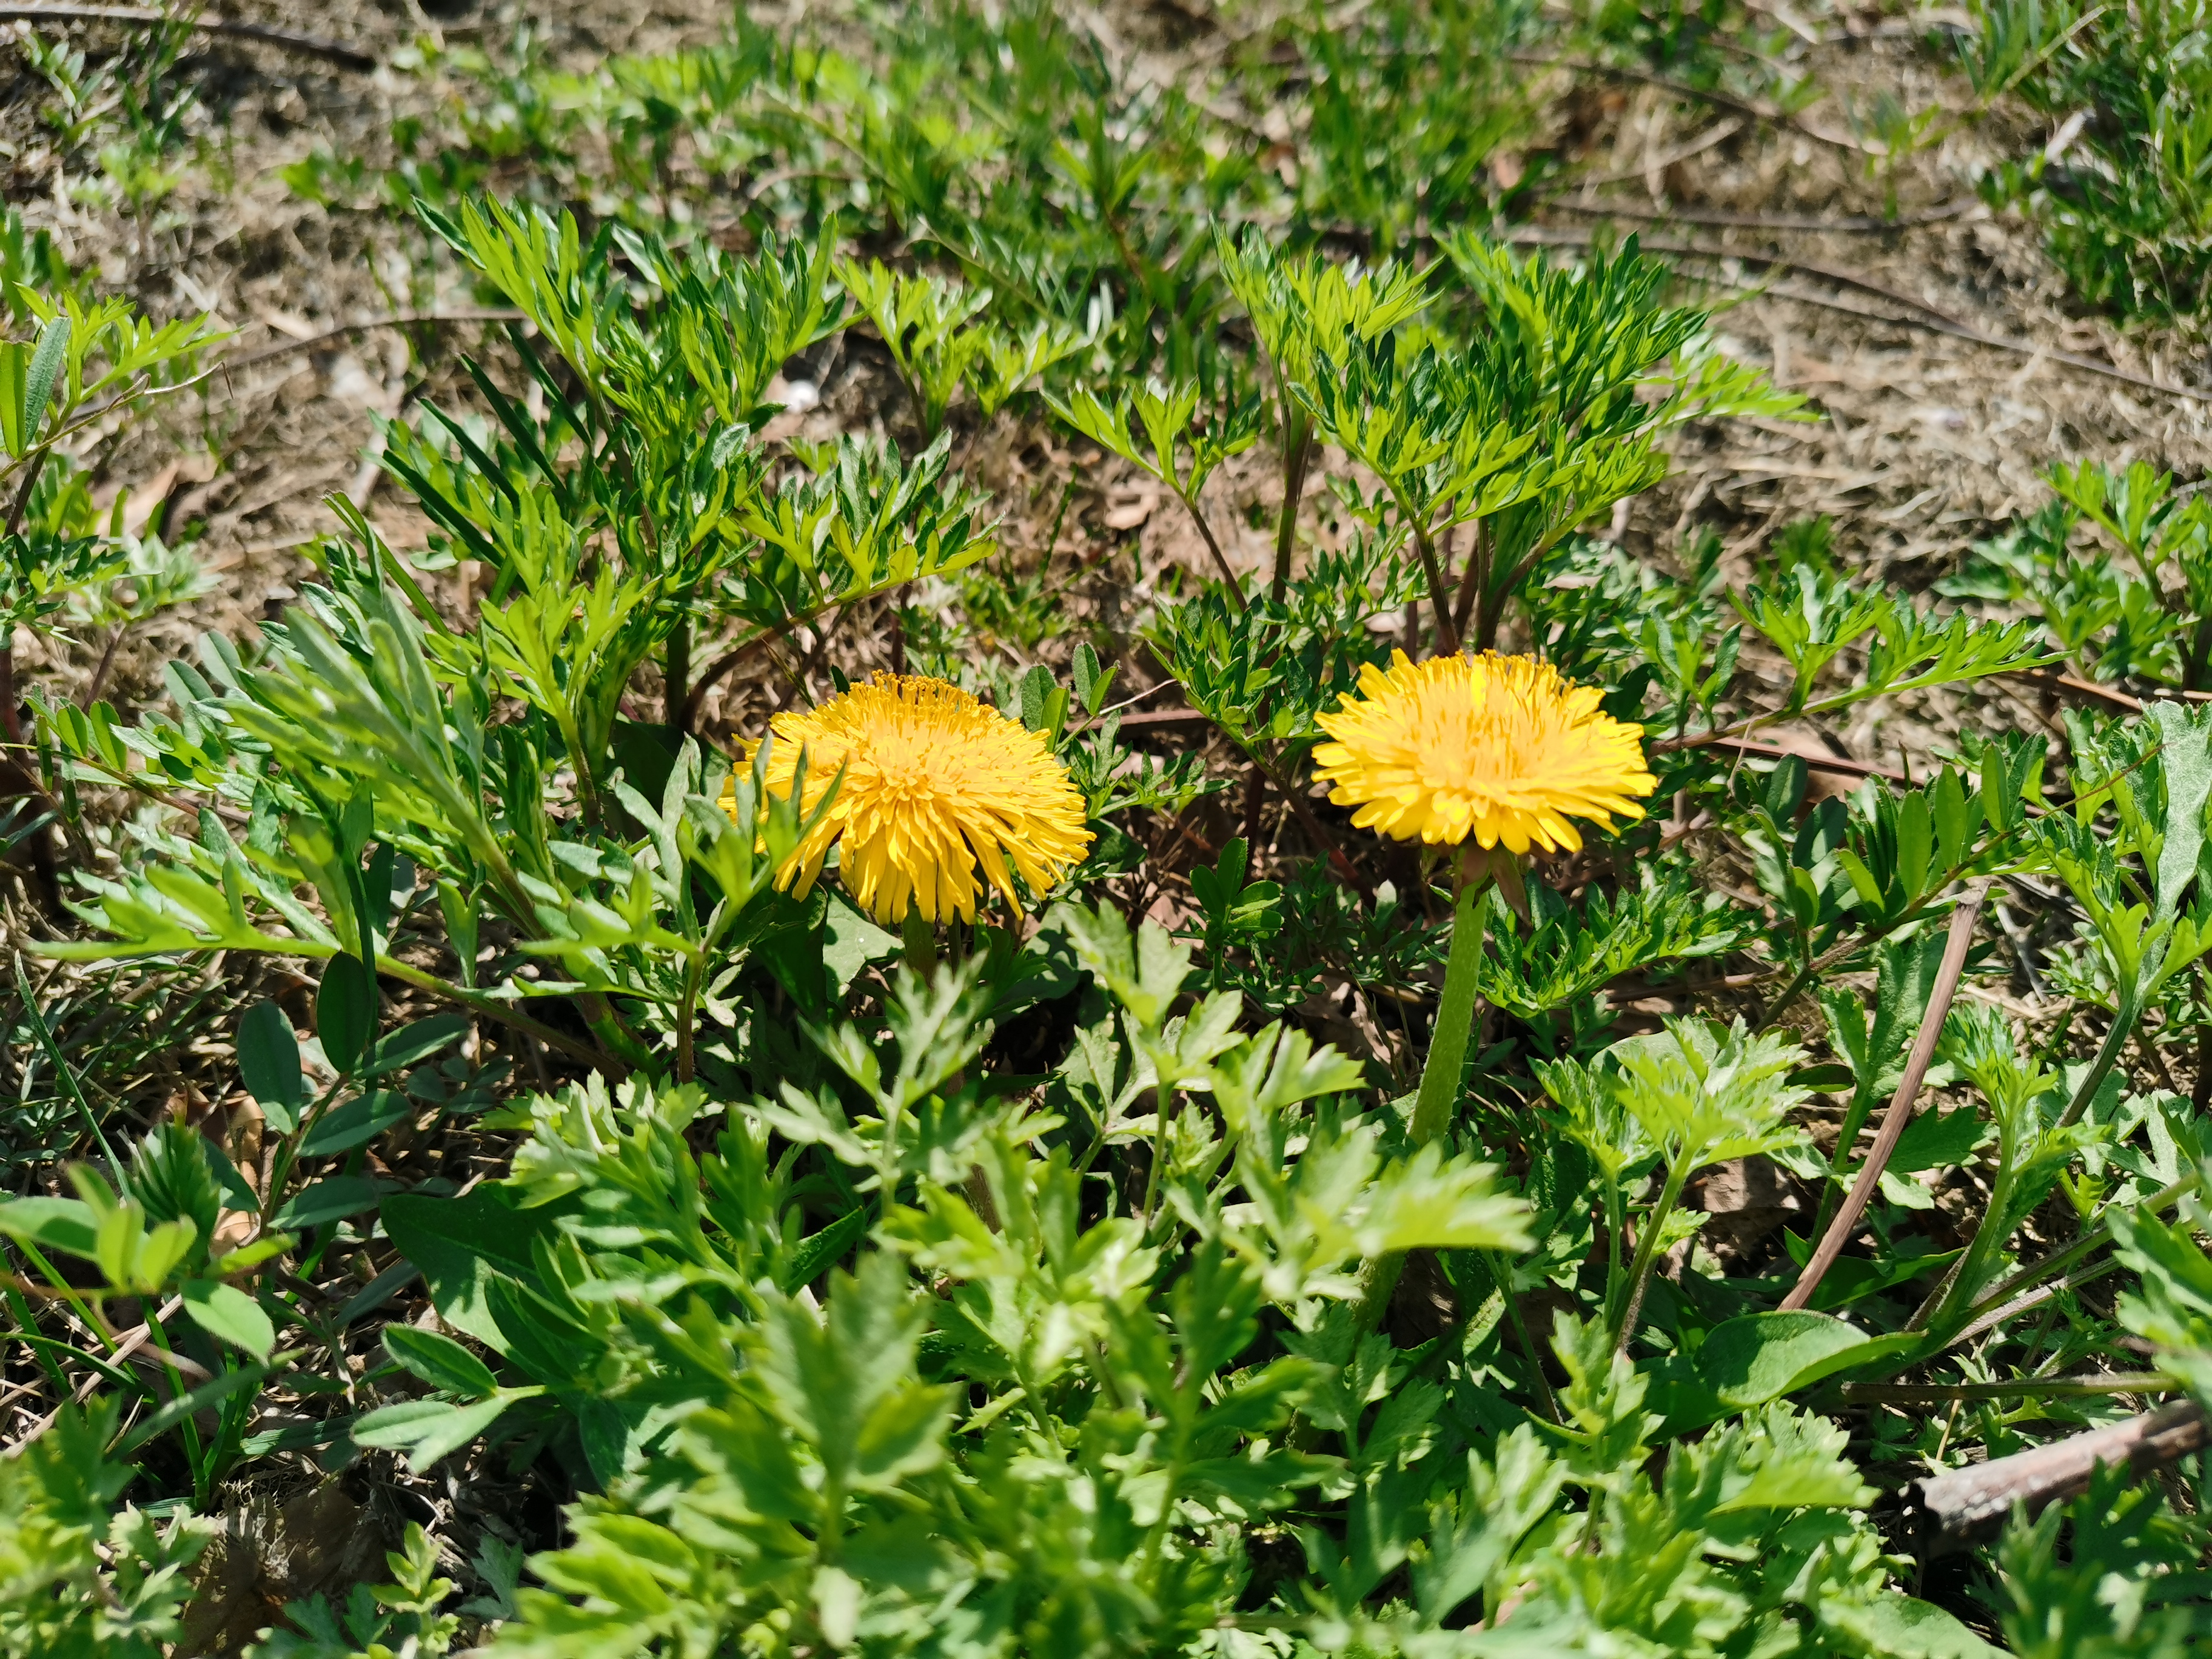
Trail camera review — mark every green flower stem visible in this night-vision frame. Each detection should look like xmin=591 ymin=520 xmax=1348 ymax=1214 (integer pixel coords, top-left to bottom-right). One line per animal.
xmin=1409 ymin=876 xmax=1492 ymax=1147
xmin=1354 ymin=870 xmax=1492 ymax=1332
xmin=902 ymin=910 xmax=937 ymax=979
xmin=1614 ymin=1151 xmax=1691 ymax=1356
xmin=1601 ymin=1176 xmax=1629 ymax=1327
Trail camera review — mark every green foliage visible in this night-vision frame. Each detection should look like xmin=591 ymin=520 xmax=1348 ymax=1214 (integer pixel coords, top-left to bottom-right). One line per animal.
xmin=1945 ymin=461 xmax=2212 ymax=689
xmin=255 ymin=1523 xmax=465 ymax=1659
xmin=13 ymin=1 xmax=2212 ymax=1651
xmin=1990 ymin=1468 xmax=2209 ymax=1658
xmin=1962 ymin=0 xmax=2212 ymax=328
xmin=0 ymin=1401 xmax=209 ymax=1656
xmin=0 ymin=292 xmax=213 ymax=654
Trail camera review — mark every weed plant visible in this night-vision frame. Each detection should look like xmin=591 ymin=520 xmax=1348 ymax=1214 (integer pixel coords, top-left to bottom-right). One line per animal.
xmin=1 ymin=3 xmax=2211 ymax=1657
xmin=1962 ymin=0 xmax=2212 ymax=329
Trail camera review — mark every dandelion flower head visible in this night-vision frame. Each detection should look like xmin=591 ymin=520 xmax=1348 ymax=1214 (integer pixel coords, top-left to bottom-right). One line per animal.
xmin=1312 ymin=651 xmax=1657 ymax=854
xmin=734 ymin=674 xmax=1092 ymax=925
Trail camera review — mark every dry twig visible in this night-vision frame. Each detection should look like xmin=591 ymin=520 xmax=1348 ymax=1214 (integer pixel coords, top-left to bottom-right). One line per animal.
xmin=0 ymin=4 xmax=374 ymax=70
xmin=1905 ymin=1399 xmax=2208 ymax=1555
xmin=1780 ymin=885 xmax=1986 ymax=1310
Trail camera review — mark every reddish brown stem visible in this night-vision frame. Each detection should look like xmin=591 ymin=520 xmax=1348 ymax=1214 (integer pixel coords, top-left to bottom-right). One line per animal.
xmin=1409 ymin=523 xmax=1458 ymax=657
xmin=1779 ymin=885 xmax=1985 ymax=1312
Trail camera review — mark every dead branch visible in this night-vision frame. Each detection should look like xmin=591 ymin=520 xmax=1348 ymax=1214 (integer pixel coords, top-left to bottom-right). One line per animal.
xmin=1904 ymin=1398 xmax=2208 ymax=1555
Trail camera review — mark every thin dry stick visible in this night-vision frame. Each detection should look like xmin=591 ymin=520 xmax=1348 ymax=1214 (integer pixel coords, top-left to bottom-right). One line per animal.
xmin=1905 ymin=1398 xmax=2208 ymax=1555
xmin=2022 ymin=669 xmax=2212 ymax=713
xmin=1546 ymin=196 xmax=1979 ymax=234
xmin=1111 ymin=711 xmax=1916 ymax=783
xmin=220 ymin=309 xmax=529 ymax=375
xmin=0 ymin=5 xmax=375 ymax=70
xmin=1504 ymin=224 xmax=2212 ymax=405
xmin=1552 ymin=118 xmax=1746 ymax=192
xmin=1700 ymin=735 xmax=1911 ymax=783
xmin=1507 ymin=52 xmax=1879 ymax=153
xmin=1506 ymin=224 xmax=1978 ymax=333
xmin=1780 ymin=884 xmax=1986 ymax=1312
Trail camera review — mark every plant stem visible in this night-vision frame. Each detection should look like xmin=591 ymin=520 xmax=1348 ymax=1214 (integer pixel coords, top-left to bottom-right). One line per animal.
xmin=1615 ymin=1153 xmax=1690 ymax=1356
xmin=1911 ymin=1144 xmax=2026 ymax=1336
xmin=1174 ymin=484 xmax=1247 ymax=609
xmin=1409 ymin=877 xmax=1491 ymax=1146
xmin=367 ymin=954 xmax=618 ymax=1075
xmin=1841 ymin=1372 xmax=2174 ymax=1406
xmin=6 ymin=446 xmax=49 ymax=537
xmin=1487 ymin=1249 xmax=1560 ymax=1423
xmin=1270 ymin=413 xmax=1312 ymax=605
xmin=1449 ymin=515 xmax=1487 ymax=644
xmin=1354 ymin=872 xmax=1492 ymax=1332
xmin=1407 ymin=519 xmax=1458 ymax=655
xmin=665 ymin=614 xmax=690 ymax=731
xmin=2057 ymin=989 xmax=2139 ymax=1127
xmin=1948 ymin=1167 xmax=2204 ymax=1344
xmin=1782 ymin=885 xmax=1983 ymax=1311
xmin=260 ymin=1080 xmax=344 ymax=1226
xmin=902 ymin=909 xmax=937 ymax=980
xmin=1602 ymin=1176 xmax=1628 ymax=1323
xmin=675 ymin=951 xmax=702 ymax=1085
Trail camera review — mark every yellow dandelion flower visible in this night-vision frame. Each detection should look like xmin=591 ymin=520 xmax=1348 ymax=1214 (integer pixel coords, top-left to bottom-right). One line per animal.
xmin=731 ymin=673 xmax=1093 ymax=925
xmin=1312 ymin=651 xmax=1657 ymax=855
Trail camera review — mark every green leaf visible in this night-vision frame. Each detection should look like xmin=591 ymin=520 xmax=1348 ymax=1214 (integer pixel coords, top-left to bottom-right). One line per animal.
xmin=2151 ymin=700 xmax=2212 ymax=917
xmin=0 ymin=1195 xmax=97 ymax=1258
xmin=385 ymin=1325 xmax=499 ymax=1398
xmin=180 ymin=1279 xmax=275 ymax=1359
xmin=754 ymin=1253 xmax=951 ymax=1497
xmin=353 ymin=1389 xmax=538 ymax=1470
xmin=0 ymin=340 xmax=27 ymax=456
xmin=484 ymin=1275 xmax=592 ymax=1387
xmin=1610 ymin=1018 xmax=1811 ymax=1168
xmin=381 ymin=1186 xmax=564 ymax=1352
xmin=364 ymin=1013 xmax=470 ymax=1078
xmin=298 ymin=1090 xmax=412 ymax=1158
xmin=1347 ymin=1142 xmax=1532 ymax=1256
xmin=1823 ymin=1594 xmax=2006 ymax=1657
xmin=822 ymin=899 xmax=897 ymax=996
xmin=236 ymin=1000 xmax=304 ymax=1132
xmin=272 ymin=1177 xmax=380 ymax=1230
xmin=317 ymin=955 xmax=380 ymax=1077
xmin=781 ymin=1203 xmax=870 ymax=1294
xmin=1681 ymin=1312 xmax=1919 ymax=1418
xmin=1889 ymin=1107 xmax=1992 ymax=1175
xmin=21 ymin=311 xmax=68 ymax=447
xmin=118 ymin=1359 xmax=273 ymax=1453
